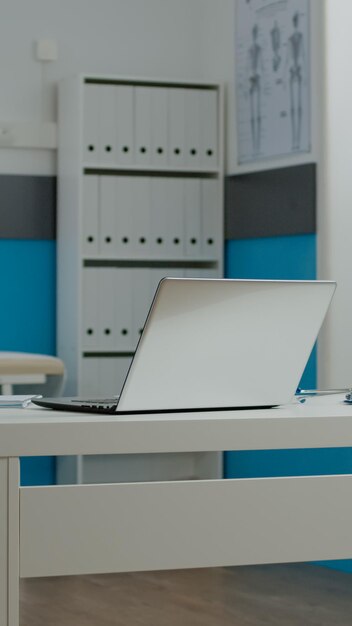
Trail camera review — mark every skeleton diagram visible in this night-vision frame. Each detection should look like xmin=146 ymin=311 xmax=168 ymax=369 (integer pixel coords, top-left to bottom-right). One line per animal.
xmin=285 ymin=11 xmax=305 ymax=150
xmin=248 ymin=24 xmax=264 ymax=155
xmin=271 ymin=21 xmax=281 ymax=72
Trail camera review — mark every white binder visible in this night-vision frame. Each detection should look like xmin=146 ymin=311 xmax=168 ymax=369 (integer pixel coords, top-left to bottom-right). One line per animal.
xmin=115 ymin=176 xmax=134 ymax=258
xmin=99 ymin=84 xmax=117 ymax=165
xmin=150 ymin=178 xmax=169 ymax=258
xmin=116 ymin=86 xmax=134 ymax=166
xmin=115 ymin=268 xmax=134 ymax=351
xmin=82 ymin=268 xmax=99 ymax=351
xmin=184 ymin=89 xmax=201 ymax=168
xmin=100 ymin=357 xmax=133 ymax=395
xmin=82 ymin=175 xmax=99 ymax=256
xmin=83 ymin=84 xmax=100 ymax=164
xmin=168 ymin=88 xmax=186 ymax=168
xmin=184 ymin=178 xmax=201 ymax=257
xmin=80 ymin=357 xmax=133 ymax=396
xmin=98 ymin=268 xmax=116 ymax=351
xmin=151 ymin=88 xmax=168 ymax=167
xmin=131 ymin=268 xmax=153 ymax=348
xmin=132 ymin=177 xmax=151 ymax=257
xmin=134 ymin=87 xmax=152 ymax=166
xmin=166 ymin=178 xmax=184 ymax=257
xmin=80 ymin=357 xmax=99 ymax=396
xmin=201 ymin=179 xmax=219 ymax=259
xmin=99 ymin=176 xmax=116 ymax=257
xmin=200 ymin=89 xmax=218 ymax=169
xmin=184 ymin=267 xmax=220 ymax=278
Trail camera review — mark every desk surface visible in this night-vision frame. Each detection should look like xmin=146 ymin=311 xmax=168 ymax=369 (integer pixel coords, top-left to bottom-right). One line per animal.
xmin=0 ymin=395 xmax=351 ymax=457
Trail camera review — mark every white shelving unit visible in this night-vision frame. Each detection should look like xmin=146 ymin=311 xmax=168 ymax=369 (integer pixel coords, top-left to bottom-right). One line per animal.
xmin=57 ymin=74 xmax=224 ymax=484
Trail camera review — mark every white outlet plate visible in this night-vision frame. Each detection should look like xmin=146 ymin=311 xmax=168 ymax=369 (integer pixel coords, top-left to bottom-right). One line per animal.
xmin=0 ymin=122 xmax=57 ymax=149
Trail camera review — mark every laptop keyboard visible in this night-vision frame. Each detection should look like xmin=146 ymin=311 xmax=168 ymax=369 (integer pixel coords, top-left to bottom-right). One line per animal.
xmin=71 ymin=398 xmax=119 ymax=412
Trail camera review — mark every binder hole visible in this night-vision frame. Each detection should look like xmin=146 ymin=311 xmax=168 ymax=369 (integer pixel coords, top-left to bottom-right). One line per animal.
xmin=190 ymin=148 xmax=197 ymax=156
xmin=207 ymin=149 xmax=213 ymax=156
xmin=87 ymin=236 xmax=94 ymax=243
xmin=139 ymin=237 xmax=146 ymax=244
xmin=207 ymin=238 xmax=214 ymax=245
xmin=139 ymin=328 xmax=143 ymax=335
xmin=121 ymin=328 xmax=128 ymax=336
xmin=173 ymin=237 xmax=180 ymax=245
xmin=140 ymin=146 xmax=147 ymax=153
xmin=122 ymin=237 xmax=129 ymax=244
xmin=156 ymin=237 xmax=163 ymax=244
xmin=88 ymin=145 xmax=95 ymax=152
xmin=105 ymin=236 xmax=112 ymax=243
xmin=157 ymin=147 xmax=164 ymax=154
xmin=174 ymin=148 xmax=181 ymax=155
xmin=104 ymin=328 xmax=111 ymax=335
xmin=190 ymin=238 xmax=197 ymax=245
xmin=87 ymin=328 xmax=93 ymax=335
xmin=122 ymin=146 xmax=129 ymax=153
xmin=105 ymin=145 xmax=112 ymax=152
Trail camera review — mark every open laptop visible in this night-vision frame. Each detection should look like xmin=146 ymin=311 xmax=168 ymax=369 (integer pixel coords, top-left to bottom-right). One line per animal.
xmin=33 ymin=278 xmax=336 ymax=414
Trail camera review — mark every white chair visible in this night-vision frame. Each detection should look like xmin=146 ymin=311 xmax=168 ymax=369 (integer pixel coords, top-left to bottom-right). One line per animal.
xmin=0 ymin=352 xmax=65 ymax=396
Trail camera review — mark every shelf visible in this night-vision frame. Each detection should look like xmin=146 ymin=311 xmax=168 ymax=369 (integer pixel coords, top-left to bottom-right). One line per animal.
xmin=82 ymin=74 xmax=220 ymax=90
xmin=83 ymin=351 xmax=135 ymax=358
xmin=83 ymin=164 xmax=220 ymax=177
xmin=82 ymin=257 xmax=219 ymax=267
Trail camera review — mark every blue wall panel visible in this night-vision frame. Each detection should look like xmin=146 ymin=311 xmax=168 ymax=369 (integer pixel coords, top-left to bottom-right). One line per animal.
xmin=225 ymin=233 xmax=352 ymax=573
xmin=0 ymin=240 xmax=56 ymax=485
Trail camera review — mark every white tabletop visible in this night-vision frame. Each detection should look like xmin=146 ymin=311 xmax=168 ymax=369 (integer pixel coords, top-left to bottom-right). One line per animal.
xmin=0 ymin=395 xmax=351 ymax=458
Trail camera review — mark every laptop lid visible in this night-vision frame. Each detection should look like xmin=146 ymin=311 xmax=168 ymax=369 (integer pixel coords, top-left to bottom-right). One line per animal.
xmin=116 ymin=278 xmax=336 ymax=412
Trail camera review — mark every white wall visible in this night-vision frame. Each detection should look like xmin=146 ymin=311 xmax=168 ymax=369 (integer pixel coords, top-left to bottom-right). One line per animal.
xmin=0 ymin=0 xmax=207 ymax=175
xmin=318 ymin=0 xmax=352 ymax=387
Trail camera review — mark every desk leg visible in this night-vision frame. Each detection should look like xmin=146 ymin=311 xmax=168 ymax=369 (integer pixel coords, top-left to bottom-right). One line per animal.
xmin=0 ymin=458 xmax=19 ymax=626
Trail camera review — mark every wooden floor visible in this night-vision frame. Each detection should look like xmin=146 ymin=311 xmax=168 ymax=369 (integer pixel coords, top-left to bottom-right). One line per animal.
xmin=20 ymin=564 xmax=352 ymax=626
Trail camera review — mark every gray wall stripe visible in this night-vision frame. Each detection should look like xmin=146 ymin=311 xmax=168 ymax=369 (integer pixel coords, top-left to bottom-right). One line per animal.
xmin=225 ymin=163 xmax=316 ymax=240
xmin=0 ymin=175 xmax=56 ymax=240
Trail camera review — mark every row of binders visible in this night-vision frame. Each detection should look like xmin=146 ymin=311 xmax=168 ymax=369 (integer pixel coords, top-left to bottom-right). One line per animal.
xmin=80 ymin=355 xmax=133 ymax=396
xmin=82 ymin=266 xmax=218 ymax=353
xmin=82 ymin=175 xmax=220 ymax=259
xmin=83 ymin=83 xmax=218 ymax=169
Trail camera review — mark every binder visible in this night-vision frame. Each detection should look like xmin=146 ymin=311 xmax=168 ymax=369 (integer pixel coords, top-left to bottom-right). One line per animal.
xmin=200 ymin=89 xmax=218 ymax=169
xmin=168 ymin=88 xmax=186 ymax=168
xmin=184 ymin=267 xmax=219 ymax=278
xmin=184 ymin=89 xmax=201 ymax=168
xmin=115 ymin=268 xmax=134 ymax=351
xmin=134 ymin=87 xmax=152 ymax=166
xmin=115 ymin=176 xmax=134 ymax=258
xmin=99 ymin=84 xmax=117 ymax=165
xmin=166 ymin=178 xmax=184 ymax=257
xmin=116 ymin=85 xmax=134 ymax=166
xmin=98 ymin=268 xmax=116 ymax=351
xmin=184 ymin=178 xmax=201 ymax=257
xmin=83 ymin=84 xmax=100 ymax=164
xmin=201 ymin=179 xmax=219 ymax=259
xmin=132 ymin=177 xmax=151 ymax=257
xmin=99 ymin=176 xmax=116 ymax=257
xmin=131 ymin=268 xmax=152 ymax=348
xmin=80 ymin=357 xmax=99 ymax=396
xmin=151 ymin=88 xmax=168 ymax=167
xmin=82 ymin=268 xmax=99 ymax=351
xmin=150 ymin=178 xmax=169 ymax=258
xmin=99 ymin=356 xmax=133 ymax=395
xmin=82 ymin=175 xmax=99 ymax=256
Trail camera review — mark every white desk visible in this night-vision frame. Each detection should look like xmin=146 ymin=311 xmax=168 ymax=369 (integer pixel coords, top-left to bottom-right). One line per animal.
xmin=2 ymin=396 xmax=352 ymax=626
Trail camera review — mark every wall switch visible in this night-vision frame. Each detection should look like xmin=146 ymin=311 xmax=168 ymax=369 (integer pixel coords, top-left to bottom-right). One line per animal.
xmin=36 ymin=39 xmax=58 ymax=62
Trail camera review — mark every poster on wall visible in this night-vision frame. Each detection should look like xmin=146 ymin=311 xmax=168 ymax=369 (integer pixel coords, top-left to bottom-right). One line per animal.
xmin=235 ymin=0 xmax=311 ymax=164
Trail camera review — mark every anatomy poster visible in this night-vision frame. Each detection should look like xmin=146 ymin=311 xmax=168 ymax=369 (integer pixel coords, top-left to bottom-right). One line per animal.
xmin=235 ymin=0 xmax=311 ymax=164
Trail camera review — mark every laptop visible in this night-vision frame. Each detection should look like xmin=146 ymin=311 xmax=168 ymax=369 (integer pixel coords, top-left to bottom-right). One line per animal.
xmin=33 ymin=278 xmax=336 ymax=414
